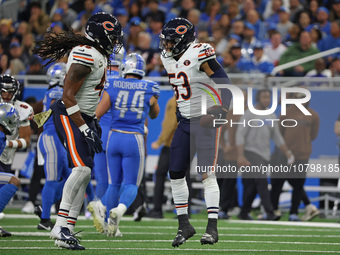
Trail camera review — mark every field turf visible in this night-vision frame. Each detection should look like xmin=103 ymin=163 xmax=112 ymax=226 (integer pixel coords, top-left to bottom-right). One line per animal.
xmin=1 ymin=210 xmax=340 ymax=255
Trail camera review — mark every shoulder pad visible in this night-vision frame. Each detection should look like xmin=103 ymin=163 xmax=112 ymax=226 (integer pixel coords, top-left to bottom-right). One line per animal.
xmin=15 ymin=101 xmax=34 ymax=122
xmin=197 ymin=43 xmax=216 ymax=62
xmin=70 ymin=45 xmax=97 ymax=67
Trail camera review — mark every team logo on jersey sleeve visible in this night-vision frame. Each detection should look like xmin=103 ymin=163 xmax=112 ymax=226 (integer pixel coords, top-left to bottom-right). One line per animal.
xmin=183 ymin=60 xmax=191 ymax=66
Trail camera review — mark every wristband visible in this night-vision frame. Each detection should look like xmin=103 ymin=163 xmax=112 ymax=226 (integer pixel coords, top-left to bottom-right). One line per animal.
xmin=66 ymin=104 xmax=80 ymax=116
xmin=10 ymin=140 xmax=18 ymax=149
xmin=19 ymin=138 xmax=27 ymax=149
xmin=79 ymin=124 xmax=89 ymax=133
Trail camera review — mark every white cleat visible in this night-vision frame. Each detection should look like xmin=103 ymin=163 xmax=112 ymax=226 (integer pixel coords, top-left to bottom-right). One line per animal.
xmin=115 ymin=228 xmax=123 ymax=237
xmin=107 ymin=208 xmax=121 ymax=237
xmin=302 ymin=204 xmax=320 ymax=221
xmin=87 ymin=200 xmax=106 ymax=233
xmin=21 ymin=201 xmax=35 ymax=214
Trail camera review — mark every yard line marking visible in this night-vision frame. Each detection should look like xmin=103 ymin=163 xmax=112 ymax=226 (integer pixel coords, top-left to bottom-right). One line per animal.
xmin=1 ymin=247 xmax=340 ymax=253
xmin=4 ymin=214 xmax=340 ymax=228
xmin=6 ymin=231 xmax=340 ymax=238
xmin=2 ymin=239 xmax=340 ymax=246
xmin=4 ymin=225 xmax=340 ymax=233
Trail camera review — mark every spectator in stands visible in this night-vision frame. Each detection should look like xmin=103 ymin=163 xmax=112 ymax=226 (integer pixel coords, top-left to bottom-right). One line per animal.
xmin=305 ymin=58 xmax=332 ymax=78
xmin=310 ymin=25 xmax=323 ymax=50
xmin=289 ymin=0 xmax=304 ymax=22
xmin=297 ymin=11 xmax=312 ymax=31
xmin=187 ymin=8 xmax=201 ymax=29
xmin=308 ymin=0 xmax=319 ymax=23
xmin=0 ymin=19 xmax=14 ymax=46
xmin=279 ymin=30 xmax=319 ymax=76
xmin=8 ymin=42 xmax=25 ymax=75
xmin=57 ymin=0 xmax=77 ymax=26
xmin=246 ymin=10 xmax=267 ymax=41
xmin=143 ymin=0 xmax=166 ymax=24
xmin=222 ymin=51 xmax=242 ymax=73
xmin=218 ymin=13 xmax=231 ymax=36
xmin=240 ymin=0 xmax=256 ymax=20
xmin=28 ymin=2 xmax=50 ymax=37
xmin=72 ymin=0 xmax=98 ymax=31
xmin=241 ymin=22 xmax=259 ymax=60
xmin=236 ymin=89 xmax=292 ymax=220
xmin=146 ymin=14 xmax=164 ymax=51
xmin=264 ymin=31 xmax=287 ymax=65
xmin=14 ymin=21 xmax=29 ymax=44
xmin=330 ymin=0 xmax=340 ymax=21
xmin=21 ymin=33 xmax=35 ymax=66
xmin=199 ymin=0 xmax=221 ymax=35
xmin=231 ymin=20 xmax=245 ymax=39
xmin=264 ymin=0 xmax=284 ymax=24
xmin=174 ymin=0 xmax=195 ymax=19
xmin=330 ymin=58 xmax=340 ymax=86
xmin=238 ymin=42 xmax=274 ymax=74
xmin=0 ymin=54 xmax=10 ymax=75
xmin=277 ymin=6 xmax=293 ymax=41
xmin=26 ymin=57 xmax=46 ymax=84
xmin=319 ymin=20 xmax=340 ymax=61
xmin=127 ymin=17 xmax=146 ymax=53
xmin=272 ymin=92 xmax=320 ymax=221
xmin=285 ymin=23 xmax=301 ymax=46
xmin=212 ymin=26 xmax=228 ymax=56
xmin=314 ymin=7 xmax=331 ymax=36
xmin=227 ymin=2 xmax=241 ymax=22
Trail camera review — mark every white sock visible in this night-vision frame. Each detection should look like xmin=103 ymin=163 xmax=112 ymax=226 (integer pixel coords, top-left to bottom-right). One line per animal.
xmin=170 ymin=177 xmax=189 ymax=215
xmin=55 ymin=166 xmax=91 ymax=227
xmin=116 ymin=203 xmax=127 ymax=217
xmin=203 ymin=174 xmax=220 ymax=219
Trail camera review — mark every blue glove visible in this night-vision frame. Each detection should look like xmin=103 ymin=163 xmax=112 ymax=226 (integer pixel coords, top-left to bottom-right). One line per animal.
xmin=80 ymin=125 xmax=102 ymax=153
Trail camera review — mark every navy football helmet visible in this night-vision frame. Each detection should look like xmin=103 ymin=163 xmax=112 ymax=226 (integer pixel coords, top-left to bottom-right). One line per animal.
xmin=47 ymin=63 xmax=66 ymax=88
xmin=120 ymin=53 xmax=146 ymax=78
xmin=159 ymin=18 xmax=195 ymax=58
xmin=0 ymin=75 xmax=20 ymax=103
xmin=85 ymin=12 xmax=123 ymax=55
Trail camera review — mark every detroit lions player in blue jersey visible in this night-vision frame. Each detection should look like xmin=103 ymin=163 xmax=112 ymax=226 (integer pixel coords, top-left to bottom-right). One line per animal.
xmin=95 ymin=53 xmax=160 ymax=237
xmin=0 ymin=103 xmax=20 ymax=237
xmin=36 ymin=63 xmax=72 ymax=231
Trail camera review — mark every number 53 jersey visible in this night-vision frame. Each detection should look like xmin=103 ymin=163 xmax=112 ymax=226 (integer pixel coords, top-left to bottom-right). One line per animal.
xmin=105 ymin=77 xmax=160 ymax=135
xmin=67 ymin=45 xmax=107 ymax=117
xmin=161 ymin=42 xmax=221 ymax=119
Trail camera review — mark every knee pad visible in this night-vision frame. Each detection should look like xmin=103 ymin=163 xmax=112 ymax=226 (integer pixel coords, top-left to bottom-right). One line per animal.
xmin=73 ymin=166 xmax=91 ymax=183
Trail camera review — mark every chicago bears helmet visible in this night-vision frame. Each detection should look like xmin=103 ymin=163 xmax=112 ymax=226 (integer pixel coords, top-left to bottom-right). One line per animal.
xmin=159 ymin=18 xmax=195 ymax=58
xmin=47 ymin=62 xmax=66 ymax=88
xmin=85 ymin=12 xmax=123 ymax=55
xmin=0 ymin=75 xmax=20 ymax=103
xmin=110 ymin=46 xmax=126 ymax=66
xmin=0 ymin=103 xmax=19 ymax=135
xmin=120 ymin=53 xmax=146 ymax=78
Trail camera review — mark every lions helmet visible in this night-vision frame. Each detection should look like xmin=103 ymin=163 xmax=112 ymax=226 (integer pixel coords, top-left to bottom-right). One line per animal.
xmin=120 ymin=53 xmax=146 ymax=78
xmin=110 ymin=46 xmax=126 ymax=66
xmin=159 ymin=18 xmax=195 ymax=58
xmin=85 ymin=12 xmax=123 ymax=55
xmin=47 ymin=63 xmax=66 ymax=88
xmin=0 ymin=75 xmax=20 ymax=103
xmin=0 ymin=103 xmax=19 ymax=135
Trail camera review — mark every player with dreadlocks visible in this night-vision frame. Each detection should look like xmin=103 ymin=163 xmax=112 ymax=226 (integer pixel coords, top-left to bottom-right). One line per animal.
xmin=33 ymin=12 xmax=123 ymax=250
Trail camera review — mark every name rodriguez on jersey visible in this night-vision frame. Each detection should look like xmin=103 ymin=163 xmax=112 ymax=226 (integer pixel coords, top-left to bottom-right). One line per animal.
xmin=113 ymin=80 xmax=148 ymax=90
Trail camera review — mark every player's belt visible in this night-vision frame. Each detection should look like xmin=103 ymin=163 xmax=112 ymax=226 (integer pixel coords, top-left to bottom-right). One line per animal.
xmin=111 ymin=129 xmax=140 ymax=135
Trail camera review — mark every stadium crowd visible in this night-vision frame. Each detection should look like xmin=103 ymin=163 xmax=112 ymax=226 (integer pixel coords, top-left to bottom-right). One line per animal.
xmin=0 ymin=0 xmax=340 ymax=79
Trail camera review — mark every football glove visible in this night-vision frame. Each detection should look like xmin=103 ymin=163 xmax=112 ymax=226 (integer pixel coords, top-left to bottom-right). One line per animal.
xmin=207 ymin=105 xmax=228 ymax=128
xmin=81 ymin=126 xmax=103 ymax=153
xmin=93 ymin=117 xmax=102 ymax=139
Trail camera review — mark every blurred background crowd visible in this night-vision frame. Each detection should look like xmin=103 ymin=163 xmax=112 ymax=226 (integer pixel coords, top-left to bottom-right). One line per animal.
xmin=0 ymin=0 xmax=340 ymax=80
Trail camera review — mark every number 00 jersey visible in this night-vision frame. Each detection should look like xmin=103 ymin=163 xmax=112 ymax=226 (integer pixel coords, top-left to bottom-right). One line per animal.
xmin=66 ymin=45 xmax=107 ymax=117
xmin=105 ymin=77 xmax=160 ymax=135
xmin=161 ymin=42 xmax=221 ymax=119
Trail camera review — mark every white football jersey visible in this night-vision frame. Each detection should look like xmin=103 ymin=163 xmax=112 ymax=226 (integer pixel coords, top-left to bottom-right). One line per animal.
xmin=67 ymin=45 xmax=107 ymax=116
xmin=0 ymin=100 xmax=33 ymax=165
xmin=161 ymin=42 xmax=221 ymax=119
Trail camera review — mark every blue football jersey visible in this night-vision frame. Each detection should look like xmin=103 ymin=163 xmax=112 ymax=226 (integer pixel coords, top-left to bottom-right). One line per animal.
xmin=106 ymin=77 xmax=160 ymax=134
xmin=43 ymin=86 xmax=63 ymax=131
xmin=99 ymin=70 xmax=120 ymax=126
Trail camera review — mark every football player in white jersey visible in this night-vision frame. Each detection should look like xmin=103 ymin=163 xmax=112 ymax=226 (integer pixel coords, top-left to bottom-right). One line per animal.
xmin=159 ymin=18 xmax=232 ymax=247
xmin=0 ymin=75 xmax=33 ymax=171
xmin=33 ymin=12 xmax=123 ymax=250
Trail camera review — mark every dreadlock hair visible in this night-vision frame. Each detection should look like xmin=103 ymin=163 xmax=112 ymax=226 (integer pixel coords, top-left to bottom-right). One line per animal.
xmin=33 ymin=26 xmax=110 ymax=67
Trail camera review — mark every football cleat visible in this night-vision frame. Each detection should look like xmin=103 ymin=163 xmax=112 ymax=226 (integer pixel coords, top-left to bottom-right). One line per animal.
xmin=55 ymin=239 xmax=85 ymax=250
xmin=50 ymin=226 xmax=78 ymax=243
xmin=87 ymin=200 xmax=106 ymax=233
xmin=172 ymin=224 xmax=196 ymax=247
xmin=0 ymin=226 xmax=11 ymax=237
xmin=38 ymin=220 xmax=55 ymax=231
xmin=200 ymin=218 xmax=218 ymax=245
xmin=34 ymin=205 xmax=42 ymax=219
xmin=107 ymin=208 xmax=121 ymax=237
xmin=133 ymin=204 xmax=146 ymax=222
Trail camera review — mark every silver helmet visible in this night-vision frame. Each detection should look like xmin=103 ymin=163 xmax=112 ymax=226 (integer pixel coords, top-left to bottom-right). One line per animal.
xmin=47 ymin=63 xmax=67 ymax=87
xmin=120 ymin=53 xmax=146 ymax=78
xmin=0 ymin=103 xmax=19 ymax=135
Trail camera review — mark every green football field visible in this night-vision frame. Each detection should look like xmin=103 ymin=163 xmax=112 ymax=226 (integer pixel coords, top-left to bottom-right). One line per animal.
xmin=1 ymin=210 xmax=340 ymax=255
